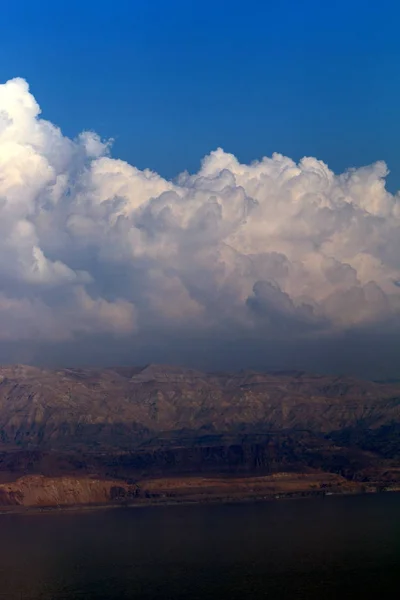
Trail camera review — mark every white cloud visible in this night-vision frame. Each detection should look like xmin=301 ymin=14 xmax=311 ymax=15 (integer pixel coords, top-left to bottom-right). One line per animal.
xmin=0 ymin=77 xmax=400 ymax=354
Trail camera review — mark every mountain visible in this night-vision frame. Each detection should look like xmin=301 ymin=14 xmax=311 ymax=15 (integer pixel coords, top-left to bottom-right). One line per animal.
xmin=0 ymin=364 xmax=399 ymax=508
xmin=1 ymin=363 xmax=400 ymax=447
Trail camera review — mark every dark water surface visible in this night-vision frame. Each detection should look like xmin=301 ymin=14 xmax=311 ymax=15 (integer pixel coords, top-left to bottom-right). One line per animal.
xmin=0 ymin=494 xmax=400 ymax=599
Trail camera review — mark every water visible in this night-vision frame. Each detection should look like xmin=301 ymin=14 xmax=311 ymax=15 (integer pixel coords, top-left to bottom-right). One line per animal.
xmin=0 ymin=494 xmax=399 ymax=599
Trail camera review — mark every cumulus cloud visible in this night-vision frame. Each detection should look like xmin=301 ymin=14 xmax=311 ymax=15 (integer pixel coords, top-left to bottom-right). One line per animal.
xmin=0 ymin=77 xmax=400 ymax=373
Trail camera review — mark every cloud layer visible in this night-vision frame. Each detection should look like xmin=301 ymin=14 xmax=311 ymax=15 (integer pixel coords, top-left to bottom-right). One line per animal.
xmin=1 ymin=77 xmax=400 ymax=372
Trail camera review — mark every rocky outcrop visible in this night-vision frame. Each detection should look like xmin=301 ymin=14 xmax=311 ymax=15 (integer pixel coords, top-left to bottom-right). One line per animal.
xmin=0 ymin=472 xmax=365 ymax=508
xmin=0 ymin=475 xmax=138 ymax=507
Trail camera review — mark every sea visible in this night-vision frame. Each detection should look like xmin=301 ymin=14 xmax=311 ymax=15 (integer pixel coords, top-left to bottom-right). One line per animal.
xmin=0 ymin=493 xmax=399 ymax=599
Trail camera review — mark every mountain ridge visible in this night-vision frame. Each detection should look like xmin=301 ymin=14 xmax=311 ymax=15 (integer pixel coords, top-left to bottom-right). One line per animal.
xmin=0 ymin=364 xmax=399 ymax=449
xmin=0 ymin=363 xmax=399 ymax=508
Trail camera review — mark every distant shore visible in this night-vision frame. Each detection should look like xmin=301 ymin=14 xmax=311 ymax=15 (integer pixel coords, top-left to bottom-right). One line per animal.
xmin=2 ymin=486 xmax=399 ymax=517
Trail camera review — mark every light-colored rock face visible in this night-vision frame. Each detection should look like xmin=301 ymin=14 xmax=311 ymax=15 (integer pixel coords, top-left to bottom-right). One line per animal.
xmin=0 ymin=475 xmax=135 ymax=507
xmin=0 ymin=471 xmax=366 ymax=509
xmin=0 ymin=364 xmax=400 ymax=451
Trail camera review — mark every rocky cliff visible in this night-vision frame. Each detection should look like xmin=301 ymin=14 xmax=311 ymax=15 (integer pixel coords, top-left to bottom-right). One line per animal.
xmin=0 ymin=475 xmax=139 ymax=507
xmin=0 ymin=364 xmax=399 ymax=507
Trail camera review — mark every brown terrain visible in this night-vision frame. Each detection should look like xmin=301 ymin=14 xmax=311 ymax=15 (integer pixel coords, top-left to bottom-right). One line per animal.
xmin=0 ymin=363 xmax=399 ymax=510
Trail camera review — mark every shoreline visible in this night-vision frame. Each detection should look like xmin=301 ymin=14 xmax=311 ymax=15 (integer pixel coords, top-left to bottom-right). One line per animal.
xmin=1 ymin=486 xmax=398 ymax=517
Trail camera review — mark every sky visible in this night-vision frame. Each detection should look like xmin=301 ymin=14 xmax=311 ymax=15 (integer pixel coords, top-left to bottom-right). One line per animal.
xmin=0 ymin=0 xmax=400 ymax=377
xmin=2 ymin=0 xmax=400 ymax=185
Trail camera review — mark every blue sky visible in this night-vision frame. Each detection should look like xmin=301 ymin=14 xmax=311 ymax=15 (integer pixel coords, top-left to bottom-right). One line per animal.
xmin=0 ymin=0 xmax=399 ymax=185
xmin=1 ymin=0 xmax=400 ymax=373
